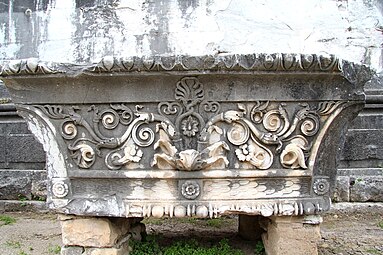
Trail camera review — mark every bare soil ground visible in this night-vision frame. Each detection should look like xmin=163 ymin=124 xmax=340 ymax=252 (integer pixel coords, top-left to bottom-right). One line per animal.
xmin=0 ymin=203 xmax=382 ymax=255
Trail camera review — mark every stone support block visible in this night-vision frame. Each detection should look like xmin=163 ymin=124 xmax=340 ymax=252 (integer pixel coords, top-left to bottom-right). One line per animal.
xmin=59 ymin=215 xmax=131 ymax=248
xmin=262 ymin=216 xmax=321 ymax=255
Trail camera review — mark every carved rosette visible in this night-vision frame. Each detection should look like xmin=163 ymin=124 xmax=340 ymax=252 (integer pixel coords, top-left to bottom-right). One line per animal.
xmin=51 ymin=180 xmax=69 ymax=198
xmin=181 ymin=180 xmax=200 ymax=200
xmin=313 ymin=178 xmax=330 ymax=195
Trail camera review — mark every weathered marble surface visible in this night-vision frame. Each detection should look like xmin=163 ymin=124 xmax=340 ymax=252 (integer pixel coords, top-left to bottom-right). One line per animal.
xmin=0 ymin=0 xmax=382 ymax=74
xmin=0 ymin=53 xmax=369 ymax=218
xmin=0 ymin=0 xmax=382 ymax=206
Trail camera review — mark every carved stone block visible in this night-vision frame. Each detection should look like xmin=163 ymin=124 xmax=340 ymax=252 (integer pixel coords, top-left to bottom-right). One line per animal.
xmin=60 ymin=215 xmax=130 ymax=248
xmin=262 ymin=216 xmax=322 ymax=255
xmin=0 ymin=54 xmax=369 ymax=219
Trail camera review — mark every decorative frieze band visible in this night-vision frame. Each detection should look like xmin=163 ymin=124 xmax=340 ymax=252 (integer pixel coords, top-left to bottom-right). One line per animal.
xmin=124 ymin=199 xmax=326 ymax=218
xmin=1 ymin=53 xmax=343 ymax=76
xmin=88 ymin=53 xmax=341 ymax=73
xmin=30 ymin=77 xmax=346 ymax=173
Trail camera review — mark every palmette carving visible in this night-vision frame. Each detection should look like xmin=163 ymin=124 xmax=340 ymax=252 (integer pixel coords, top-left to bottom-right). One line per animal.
xmin=33 ymin=77 xmax=346 ymax=171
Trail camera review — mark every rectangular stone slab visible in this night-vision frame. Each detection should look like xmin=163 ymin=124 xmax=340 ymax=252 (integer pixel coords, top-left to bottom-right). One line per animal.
xmin=0 ymin=53 xmax=369 ymax=218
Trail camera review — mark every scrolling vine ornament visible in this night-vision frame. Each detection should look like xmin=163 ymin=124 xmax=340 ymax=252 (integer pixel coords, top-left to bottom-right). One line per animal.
xmin=34 ymin=77 xmax=344 ymax=171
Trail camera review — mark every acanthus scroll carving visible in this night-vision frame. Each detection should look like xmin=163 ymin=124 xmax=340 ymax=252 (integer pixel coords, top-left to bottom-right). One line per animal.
xmin=33 ymin=77 xmax=346 ymax=171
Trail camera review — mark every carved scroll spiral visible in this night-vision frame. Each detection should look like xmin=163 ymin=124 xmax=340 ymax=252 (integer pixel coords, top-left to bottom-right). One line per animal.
xmin=263 ymin=110 xmax=283 ymax=132
xmin=132 ymin=122 xmax=155 ymax=147
xmin=250 ymin=101 xmax=269 ymax=123
xmin=111 ymin=104 xmax=133 ymax=125
xmin=158 ymin=102 xmax=183 ymax=117
xmin=61 ymin=121 xmax=77 ymax=140
xmin=90 ymin=104 xmax=134 ymax=140
xmin=100 ymin=109 xmax=119 ymax=129
xmin=32 ymin=75 xmax=347 ymax=171
xmin=227 ymin=122 xmax=250 ymax=146
xmin=200 ymin=101 xmax=221 ymax=113
xmin=300 ymin=113 xmax=319 ymax=136
xmin=68 ymin=142 xmax=96 ymax=169
xmin=105 ymin=150 xmax=124 ymax=170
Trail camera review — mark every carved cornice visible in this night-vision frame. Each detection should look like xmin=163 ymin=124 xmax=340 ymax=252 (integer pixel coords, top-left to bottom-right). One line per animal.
xmin=0 ymin=54 xmax=371 ymax=84
xmin=87 ymin=53 xmax=343 ymax=73
xmin=0 ymin=58 xmax=63 ymax=76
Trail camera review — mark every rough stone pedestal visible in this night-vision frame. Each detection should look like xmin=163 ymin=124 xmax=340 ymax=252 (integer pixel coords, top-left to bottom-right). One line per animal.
xmin=59 ymin=215 xmax=139 ymax=255
xmin=261 ymin=216 xmax=322 ymax=255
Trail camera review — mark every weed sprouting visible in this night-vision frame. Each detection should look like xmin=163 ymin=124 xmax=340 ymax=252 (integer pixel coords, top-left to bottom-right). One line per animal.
xmin=48 ymin=244 xmax=61 ymax=254
xmin=130 ymin=237 xmax=245 ymax=255
xmin=0 ymin=215 xmax=16 ymax=226
xmin=5 ymin=240 xmax=22 ymax=249
xmin=205 ymin=218 xmax=224 ymax=228
xmin=254 ymin=240 xmax=265 ymax=254
xmin=378 ymin=220 xmax=383 ymax=229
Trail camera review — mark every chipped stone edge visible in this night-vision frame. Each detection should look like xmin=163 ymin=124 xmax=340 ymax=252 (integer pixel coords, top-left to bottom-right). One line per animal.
xmin=0 ymin=54 xmax=372 ymax=85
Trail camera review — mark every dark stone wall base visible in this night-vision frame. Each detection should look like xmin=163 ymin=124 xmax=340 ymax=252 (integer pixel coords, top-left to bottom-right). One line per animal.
xmin=0 ymin=170 xmax=47 ymax=200
xmin=334 ymin=169 xmax=383 ymax=202
xmin=0 ymin=200 xmax=47 ymax=213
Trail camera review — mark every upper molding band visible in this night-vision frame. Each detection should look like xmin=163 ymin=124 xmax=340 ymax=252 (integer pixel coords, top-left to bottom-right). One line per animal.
xmin=0 ymin=53 xmax=371 ymax=85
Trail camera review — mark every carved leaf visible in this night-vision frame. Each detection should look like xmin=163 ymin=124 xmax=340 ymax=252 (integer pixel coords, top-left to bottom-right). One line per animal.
xmin=280 ymin=137 xmax=308 ymax=169
xmin=68 ymin=143 xmax=95 ymax=169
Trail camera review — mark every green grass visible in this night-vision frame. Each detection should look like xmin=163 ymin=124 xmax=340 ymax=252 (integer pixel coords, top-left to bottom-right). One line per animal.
xmin=4 ymin=239 xmax=33 ymax=255
xmin=366 ymin=248 xmax=380 ymax=254
xmin=18 ymin=194 xmax=27 ymax=201
xmin=48 ymin=244 xmax=61 ymax=254
xmin=378 ymin=220 xmax=383 ymax=229
xmin=254 ymin=241 xmax=265 ymax=255
xmin=205 ymin=218 xmax=224 ymax=228
xmin=143 ymin=217 xmax=232 ymax=228
xmin=142 ymin=218 xmax=166 ymax=225
xmin=5 ymin=240 xmax=22 ymax=249
xmin=130 ymin=237 xmax=245 ymax=255
xmin=0 ymin=215 xmax=16 ymax=226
